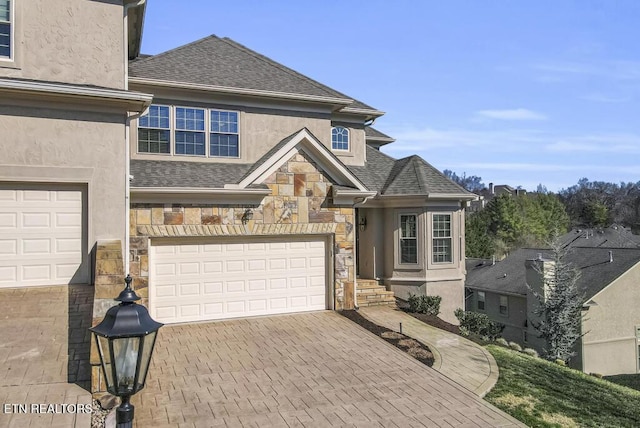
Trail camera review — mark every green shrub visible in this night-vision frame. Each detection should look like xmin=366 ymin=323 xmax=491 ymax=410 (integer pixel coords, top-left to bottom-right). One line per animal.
xmin=454 ymin=308 xmax=505 ymax=340
xmin=523 ymin=348 xmax=539 ymax=358
xmin=509 ymin=342 xmax=522 ymax=352
xmin=555 ymin=359 xmax=566 ymax=366
xmin=407 ymin=294 xmax=442 ymax=316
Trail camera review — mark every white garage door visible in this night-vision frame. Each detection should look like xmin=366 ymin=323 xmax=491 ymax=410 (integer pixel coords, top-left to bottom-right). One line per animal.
xmin=0 ymin=185 xmax=87 ymax=287
xmin=150 ymin=237 xmax=328 ymax=323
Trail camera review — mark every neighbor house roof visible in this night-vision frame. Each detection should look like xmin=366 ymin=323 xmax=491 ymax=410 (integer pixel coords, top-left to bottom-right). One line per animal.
xmin=129 ymin=35 xmax=378 ymax=113
xmin=348 ymin=146 xmax=473 ymax=198
xmin=465 ymin=247 xmax=640 ymax=301
xmin=560 ymin=225 xmax=640 ymax=249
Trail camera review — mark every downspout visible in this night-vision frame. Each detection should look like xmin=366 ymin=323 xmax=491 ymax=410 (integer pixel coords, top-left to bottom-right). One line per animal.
xmin=123 ymin=0 xmax=147 ymax=274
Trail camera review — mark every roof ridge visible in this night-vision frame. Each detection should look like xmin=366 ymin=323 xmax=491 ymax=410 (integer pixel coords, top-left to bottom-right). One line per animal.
xmin=220 ymin=37 xmax=352 ymax=102
xmin=134 ymin=34 xmax=220 ymax=65
xmin=410 ymin=157 xmax=426 ymax=193
xmin=413 ymin=155 xmax=471 ymax=195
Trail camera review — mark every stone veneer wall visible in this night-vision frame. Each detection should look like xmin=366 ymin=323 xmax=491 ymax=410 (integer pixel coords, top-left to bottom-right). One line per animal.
xmin=129 ymin=152 xmax=355 ymax=310
xmin=91 ymin=240 xmax=125 ymax=394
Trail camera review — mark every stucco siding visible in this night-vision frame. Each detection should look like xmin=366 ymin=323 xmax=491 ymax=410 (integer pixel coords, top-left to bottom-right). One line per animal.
xmin=0 ymin=105 xmax=127 ymax=254
xmin=129 ymin=95 xmax=367 ymax=166
xmin=580 ymin=261 xmax=640 ymax=375
xmin=0 ymin=0 xmax=125 ymax=89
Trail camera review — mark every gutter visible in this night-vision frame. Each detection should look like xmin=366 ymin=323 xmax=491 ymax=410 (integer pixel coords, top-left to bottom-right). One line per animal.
xmin=0 ymin=78 xmax=152 ymax=112
xmin=131 ymin=187 xmax=271 ymax=195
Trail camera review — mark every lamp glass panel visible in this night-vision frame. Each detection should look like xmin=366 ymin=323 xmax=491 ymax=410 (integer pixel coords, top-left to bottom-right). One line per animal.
xmin=136 ymin=331 xmax=157 ymax=389
xmin=112 ymin=337 xmax=140 ymax=393
xmin=96 ymin=335 xmax=114 ymax=390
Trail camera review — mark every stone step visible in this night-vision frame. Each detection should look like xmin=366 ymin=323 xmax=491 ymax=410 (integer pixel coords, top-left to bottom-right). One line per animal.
xmin=358 ymin=290 xmax=395 ymax=299
xmin=357 ymin=287 xmax=392 ymax=295
xmin=357 ymin=299 xmax=398 ymax=308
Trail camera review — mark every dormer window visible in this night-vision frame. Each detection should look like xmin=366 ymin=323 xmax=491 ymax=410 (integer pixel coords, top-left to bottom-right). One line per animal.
xmin=331 ymin=126 xmax=349 ymax=151
xmin=0 ymin=0 xmax=11 ymax=58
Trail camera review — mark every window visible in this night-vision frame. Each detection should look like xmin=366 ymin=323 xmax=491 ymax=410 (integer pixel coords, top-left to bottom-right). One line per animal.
xmin=432 ymin=214 xmax=452 ymax=263
xmin=399 ymin=214 xmax=418 ymax=264
xmin=331 ymin=126 xmax=349 ymax=151
xmin=175 ymin=107 xmax=205 ymax=156
xmin=0 ymin=0 xmax=10 ymax=58
xmin=138 ymin=105 xmax=171 ymax=154
xmin=523 ymin=331 xmax=528 ymax=343
xmin=210 ymin=110 xmax=239 ymax=157
xmin=499 ymin=295 xmax=509 ymax=316
xmin=477 ymin=291 xmax=485 ymax=311
xmin=137 ymin=105 xmax=240 ymax=158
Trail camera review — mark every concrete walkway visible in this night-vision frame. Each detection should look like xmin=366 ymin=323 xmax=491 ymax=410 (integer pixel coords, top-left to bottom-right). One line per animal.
xmin=359 ymin=305 xmax=499 ymax=397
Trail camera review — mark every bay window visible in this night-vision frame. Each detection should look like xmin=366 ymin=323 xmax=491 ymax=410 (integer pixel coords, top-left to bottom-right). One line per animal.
xmin=432 ymin=214 xmax=452 ymax=263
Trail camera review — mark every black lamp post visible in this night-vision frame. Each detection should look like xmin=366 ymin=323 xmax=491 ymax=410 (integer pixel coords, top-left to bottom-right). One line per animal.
xmin=90 ymin=275 xmax=163 ymax=428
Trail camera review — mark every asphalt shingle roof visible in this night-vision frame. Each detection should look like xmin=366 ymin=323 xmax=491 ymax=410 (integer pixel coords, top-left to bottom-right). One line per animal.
xmin=560 ymin=225 xmax=640 ymax=249
xmin=465 ymin=247 xmax=640 ymax=301
xmin=365 ymin=127 xmax=394 ymax=141
xmin=130 ymin=159 xmax=254 ymax=188
xmin=129 ymin=35 xmax=375 ymax=111
xmin=348 ymin=147 xmax=471 ymax=196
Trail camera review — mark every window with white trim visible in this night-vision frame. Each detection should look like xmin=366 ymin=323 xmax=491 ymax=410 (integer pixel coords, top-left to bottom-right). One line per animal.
xmin=499 ymin=295 xmax=509 ymax=316
xmin=432 ymin=214 xmax=452 ymax=263
xmin=0 ymin=0 xmax=11 ymax=58
xmin=399 ymin=214 xmax=418 ymax=264
xmin=331 ymin=126 xmax=349 ymax=151
xmin=175 ymin=107 xmax=206 ymax=156
xmin=477 ymin=291 xmax=485 ymax=311
xmin=137 ymin=105 xmax=240 ymax=158
xmin=138 ymin=105 xmax=170 ymax=154
xmin=210 ymin=110 xmax=239 ymax=157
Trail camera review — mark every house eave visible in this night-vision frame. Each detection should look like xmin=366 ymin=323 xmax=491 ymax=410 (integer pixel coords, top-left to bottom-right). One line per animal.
xmin=340 ymin=106 xmax=385 ymax=120
xmin=131 ymin=187 xmax=270 ymax=196
xmin=0 ymin=78 xmax=153 ymax=113
xmin=127 ymin=77 xmax=354 ymax=110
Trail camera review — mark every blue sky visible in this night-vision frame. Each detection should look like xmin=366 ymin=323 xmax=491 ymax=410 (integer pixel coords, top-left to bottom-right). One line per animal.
xmin=141 ymin=1 xmax=640 ymax=192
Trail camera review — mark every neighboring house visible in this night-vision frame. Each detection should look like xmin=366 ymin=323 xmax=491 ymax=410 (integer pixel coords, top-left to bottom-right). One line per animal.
xmin=0 ymin=1 xmax=150 ymax=288
xmin=126 ymin=35 xmax=475 ymax=325
xmin=466 ymin=247 xmax=640 ymax=375
xmin=467 ymin=182 xmax=526 ymax=213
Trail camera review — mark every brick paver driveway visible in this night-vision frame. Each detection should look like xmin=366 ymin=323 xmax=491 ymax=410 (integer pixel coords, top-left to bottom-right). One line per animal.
xmin=134 ymin=311 xmax=523 ymax=427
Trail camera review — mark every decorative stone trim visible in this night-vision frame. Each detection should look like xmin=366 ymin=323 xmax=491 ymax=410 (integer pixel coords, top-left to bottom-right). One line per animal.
xmin=136 ymin=223 xmax=338 ymax=237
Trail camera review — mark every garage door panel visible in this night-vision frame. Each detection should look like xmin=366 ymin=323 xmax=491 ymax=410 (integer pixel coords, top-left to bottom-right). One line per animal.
xmin=151 ymin=238 xmax=328 ymax=323
xmin=0 ymin=186 xmax=87 ymax=287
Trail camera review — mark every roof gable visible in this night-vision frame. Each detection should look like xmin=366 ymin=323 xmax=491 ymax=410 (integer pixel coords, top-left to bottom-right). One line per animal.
xmin=235 ymin=128 xmax=368 ymax=191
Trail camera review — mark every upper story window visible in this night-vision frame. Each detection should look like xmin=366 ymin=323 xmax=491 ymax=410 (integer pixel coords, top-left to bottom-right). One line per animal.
xmin=432 ymin=214 xmax=452 ymax=263
xmin=399 ymin=214 xmax=418 ymax=264
xmin=175 ymin=107 xmax=205 ymax=156
xmin=137 ymin=104 xmax=240 ymax=158
xmin=499 ymin=295 xmax=509 ymax=316
xmin=331 ymin=126 xmax=349 ymax=151
xmin=0 ymin=0 xmax=11 ymax=58
xmin=138 ymin=105 xmax=170 ymax=154
xmin=210 ymin=110 xmax=239 ymax=157
xmin=477 ymin=291 xmax=486 ymax=311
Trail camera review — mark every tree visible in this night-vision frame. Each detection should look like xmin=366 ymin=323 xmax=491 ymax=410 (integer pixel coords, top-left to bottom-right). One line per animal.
xmin=443 ymin=169 xmax=485 ymax=193
xmin=486 ymin=194 xmax=523 ymax=252
xmin=465 ymin=210 xmax=495 ymax=258
xmin=528 ymin=240 xmax=584 ymax=363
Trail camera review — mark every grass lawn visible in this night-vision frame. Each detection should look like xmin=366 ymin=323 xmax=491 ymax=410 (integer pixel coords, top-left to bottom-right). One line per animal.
xmin=605 ymin=374 xmax=640 ymax=392
xmin=485 ymin=345 xmax=640 ymax=427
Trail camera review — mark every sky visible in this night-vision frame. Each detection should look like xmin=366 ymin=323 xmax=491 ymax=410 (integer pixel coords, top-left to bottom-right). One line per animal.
xmin=140 ymin=1 xmax=640 ymax=192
